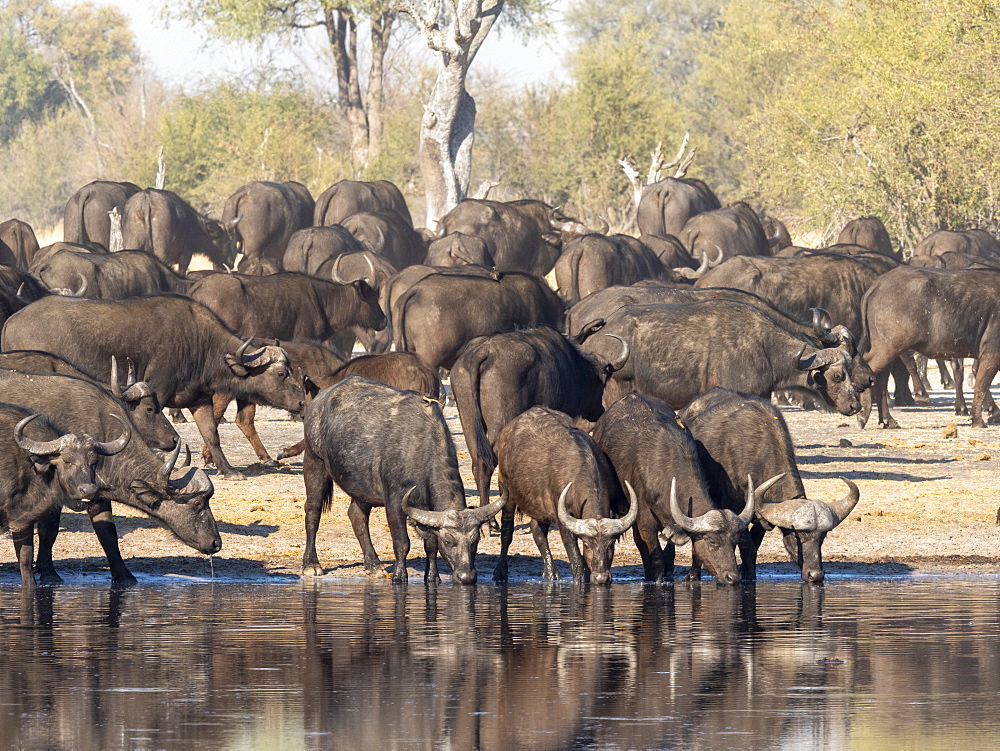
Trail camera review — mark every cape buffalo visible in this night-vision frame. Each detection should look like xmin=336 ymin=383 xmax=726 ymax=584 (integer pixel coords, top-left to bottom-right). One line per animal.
xmin=577 ymin=300 xmax=868 ymax=415
xmin=0 ymin=405 xmax=131 ymax=590
xmin=679 ymin=202 xmax=773 ymax=263
xmin=593 ymin=393 xmax=770 ymax=583
xmin=680 ymin=388 xmax=861 ymax=582
xmin=302 ymin=376 xmax=504 ymax=582
xmin=63 ymin=180 xmax=141 ymax=248
xmin=837 ymin=216 xmax=896 ymax=258
xmin=554 ymin=234 xmax=669 ymax=305
xmin=123 ymin=188 xmax=237 ymax=273
xmin=0 ymin=369 xmax=220 ymax=583
xmin=313 ymin=179 xmax=413 ymax=228
xmin=424 ymin=232 xmax=494 ymax=268
xmin=913 ymin=229 xmax=1000 ymax=260
xmin=493 ymin=406 xmax=637 ymax=584
xmin=636 ymin=176 xmax=721 ymax=237
xmin=2 ymin=294 xmax=307 ymax=476
xmin=393 ymin=271 xmax=564 ymax=370
xmin=0 ymin=218 xmax=40 ymax=269
xmin=222 ymin=180 xmax=314 ymax=270
xmin=451 ymin=325 xmax=629 ymax=509
xmin=31 ymin=249 xmax=191 ymax=299
xmin=340 ymin=210 xmax=426 ymax=270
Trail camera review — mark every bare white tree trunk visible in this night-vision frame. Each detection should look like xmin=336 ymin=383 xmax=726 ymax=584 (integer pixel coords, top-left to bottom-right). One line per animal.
xmin=397 ymin=0 xmax=504 ymax=228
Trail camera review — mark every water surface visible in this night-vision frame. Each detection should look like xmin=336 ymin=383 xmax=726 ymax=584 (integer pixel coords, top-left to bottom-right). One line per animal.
xmin=2 ymin=578 xmax=999 ymax=749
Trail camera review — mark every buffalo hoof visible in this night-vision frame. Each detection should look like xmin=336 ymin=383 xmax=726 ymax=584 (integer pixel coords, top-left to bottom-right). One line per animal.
xmin=36 ymin=570 xmax=63 ymax=584
xmin=391 ymin=570 xmax=409 ymax=584
xmin=957 ymin=408 xmax=970 ymax=417
xmin=879 ymin=419 xmax=901 ymax=430
xmin=971 ymin=419 xmax=987 ymax=429
xmin=111 ymin=573 xmax=138 ymax=589
xmin=493 ymin=567 xmax=508 ymax=583
xmin=988 ymin=413 xmax=1000 ymax=426
xmin=914 ymin=394 xmax=933 ymax=406
xmin=893 ymin=394 xmax=915 ymax=407
xmin=301 ymin=564 xmax=324 ymax=577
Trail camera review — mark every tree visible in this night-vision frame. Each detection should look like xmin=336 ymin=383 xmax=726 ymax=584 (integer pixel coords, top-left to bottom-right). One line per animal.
xmin=0 ymin=12 xmax=58 ymax=142
xmin=174 ymin=0 xmax=397 ymax=175
xmin=396 ymin=0 xmax=551 ymax=227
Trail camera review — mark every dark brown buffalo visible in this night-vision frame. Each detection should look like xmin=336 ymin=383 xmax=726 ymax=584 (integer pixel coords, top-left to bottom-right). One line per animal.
xmin=860 ymin=266 xmax=1000 ymax=429
xmin=838 ymin=216 xmax=896 ymax=258
xmin=0 ymin=266 xmax=48 ymax=301
xmin=637 ymin=233 xmax=698 ymax=273
xmin=437 ymin=198 xmax=582 ymax=276
xmin=313 ymin=179 xmax=413 ymax=228
xmin=451 ymin=325 xmax=628 ymax=508
xmin=393 ymin=271 xmax=564 ymax=370
xmin=276 ymin=351 xmax=442 ymax=462
xmin=222 ymin=180 xmax=314 ymax=271
xmin=2 ymin=294 xmax=307 ymax=476
xmin=122 ymin=188 xmax=237 ymax=273
xmin=340 ymin=210 xmax=426 ymax=270
xmin=577 ymin=300 xmax=867 ymax=415
xmin=760 ymin=214 xmax=793 ymax=250
xmin=593 ymin=393 xmax=760 ymax=583
xmin=28 ymin=240 xmax=108 ymax=272
xmin=0 ymin=404 xmax=131 ymax=590
xmin=493 ymin=406 xmax=637 ymax=584
xmin=424 ymin=232 xmax=494 ymax=268
xmin=679 ymin=202 xmax=773 ymax=264
xmin=328 ymin=250 xmax=397 ymax=291
xmin=283 ymin=225 xmax=366 ymax=277
xmin=636 ymin=176 xmax=721 ymax=237
xmin=63 ymin=180 xmax=141 ymax=248
xmin=0 ymin=219 xmax=40 ymax=269
xmin=680 ymin=387 xmax=860 ymax=582
xmin=0 ymin=285 xmax=26 ymax=327
xmin=554 ymin=234 xmax=670 ymax=305
xmin=913 ymin=229 xmax=1000 ymax=259
xmin=0 ymin=369 xmax=219 ymax=584
xmin=302 ymin=376 xmax=503 ymax=582
xmin=0 ymin=239 xmax=15 ymax=267
xmin=31 ymin=249 xmax=191 ymax=299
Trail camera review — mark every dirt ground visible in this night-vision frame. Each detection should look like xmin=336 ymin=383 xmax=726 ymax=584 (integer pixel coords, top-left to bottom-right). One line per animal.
xmin=3 ymin=365 xmax=1000 ymax=584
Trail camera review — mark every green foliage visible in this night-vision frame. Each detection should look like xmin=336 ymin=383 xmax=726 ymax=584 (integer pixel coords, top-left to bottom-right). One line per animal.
xmin=0 ymin=13 xmax=58 ymax=141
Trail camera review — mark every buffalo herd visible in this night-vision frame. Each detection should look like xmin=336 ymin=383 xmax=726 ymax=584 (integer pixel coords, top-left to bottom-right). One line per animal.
xmin=1 ymin=175 xmax=998 ymax=590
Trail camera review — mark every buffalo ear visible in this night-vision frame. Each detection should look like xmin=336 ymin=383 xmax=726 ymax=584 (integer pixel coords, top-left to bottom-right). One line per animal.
xmin=541 ymin=232 xmax=562 ymax=248
xmin=351 ymin=279 xmax=374 ymax=296
xmin=29 ymin=455 xmax=54 ymax=473
xmin=300 ymin=370 xmax=320 ymax=399
xmin=224 ymin=353 xmax=249 ymax=378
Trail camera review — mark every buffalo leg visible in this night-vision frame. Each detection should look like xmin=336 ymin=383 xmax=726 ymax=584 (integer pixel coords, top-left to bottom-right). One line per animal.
xmin=347 ymin=500 xmax=386 ymax=576
xmin=34 ymin=509 xmax=63 ymax=583
xmin=201 ymin=394 xmax=232 ymax=466
xmin=936 ymin=358 xmax=955 ymax=389
xmin=423 ymin=534 xmax=441 ymax=584
xmin=890 ymin=356 xmax=916 ymax=406
xmin=302 ymin=447 xmax=333 ymax=576
xmin=685 ymin=551 xmax=703 ymax=581
xmin=632 ymin=513 xmax=670 ymax=583
xmin=88 ymin=500 xmax=137 ymax=585
xmin=277 ymin=438 xmax=306 ymax=461
xmin=737 ymin=524 xmax=767 ymax=581
xmin=557 ymin=526 xmax=588 ymax=583
xmin=954 ymin=359 xmax=968 ymax=416
xmin=384 ymin=501 xmax=411 ymax=584
xmin=234 ymin=400 xmax=276 ymax=465
xmin=168 ymin=408 xmax=187 ymax=424
xmin=492 ymin=503 xmax=517 ymax=582
xmin=12 ymin=526 xmax=36 ymax=591
xmin=970 ymin=353 xmax=1000 ymax=428
xmin=899 ymin=353 xmax=931 ymax=405
xmin=871 ymin=369 xmax=899 ymax=429
xmin=530 ymin=521 xmax=559 ymax=580
xmin=192 ymin=402 xmax=239 ymax=476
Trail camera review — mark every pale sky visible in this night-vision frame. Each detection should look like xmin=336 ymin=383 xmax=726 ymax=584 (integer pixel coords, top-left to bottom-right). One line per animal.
xmin=91 ymin=1 xmax=570 ymax=91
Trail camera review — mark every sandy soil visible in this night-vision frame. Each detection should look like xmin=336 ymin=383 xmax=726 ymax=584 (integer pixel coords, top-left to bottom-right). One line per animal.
xmin=3 ymin=369 xmax=1000 ymax=584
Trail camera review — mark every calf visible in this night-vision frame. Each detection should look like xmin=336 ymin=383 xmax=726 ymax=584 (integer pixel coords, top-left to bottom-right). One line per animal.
xmin=493 ymin=407 xmax=637 ymax=584
xmin=593 ymin=393 xmax=768 ymax=584
xmin=0 ymin=406 xmax=130 ymax=590
xmin=302 ymin=376 xmax=504 ymax=583
xmin=680 ymin=388 xmax=860 ymax=582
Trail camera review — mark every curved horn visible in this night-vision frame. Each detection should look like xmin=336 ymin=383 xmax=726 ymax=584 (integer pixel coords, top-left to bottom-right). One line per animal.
xmin=125 ymin=357 xmax=137 ymax=388
xmin=831 ymin=325 xmax=855 ymax=354
xmin=180 ymin=443 xmax=192 ymax=468
xmin=828 ymin=477 xmax=860 ymax=524
xmin=364 ymin=252 xmax=376 ymax=285
xmin=606 ymin=480 xmax=639 ymax=535
xmin=556 ymin=482 xmax=592 ymax=537
xmin=173 ymin=466 xmax=212 ymax=494
xmin=810 ymin=307 xmax=832 ymax=337
xmin=597 ymin=216 xmax=610 ymax=234
xmin=329 ymin=254 xmax=344 ymax=282
xmin=110 ymin=355 xmax=121 ymax=394
xmin=708 ymin=244 xmax=726 ymax=267
xmin=159 ymin=438 xmax=183 ymax=482
xmin=14 ymin=413 xmax=62 ymax=455
xmin=668 ymin=477 xmax=716 ymax=534
xmin=796 ymin=342 xmax=839 ymax=371
xmin=469 ymin=494 xmax=507 ymax=524
xmin=741 ymin=473 xmax=786 ymax=524
xmin=73 ymin=273 xmax=88 ymax=297
xmin=96 ymin=413 xmax=132 ymax=456
xmin=677 ymin=250 xmax=711 ymax=279
xmin=235 ymin=338 xmax=253 ymax=361
xmin=602 ymin=333 xmax=630 ymax=371
xmin=16 ymin=283 xmax=25 ymax=298
xmin=228 ymin=215 xmax=242 ymax=227
xmin=401 ymin=486 xmax=448 ymax=528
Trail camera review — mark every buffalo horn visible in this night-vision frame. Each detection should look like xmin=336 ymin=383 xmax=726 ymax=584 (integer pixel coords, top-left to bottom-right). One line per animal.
xmin=364 ymin=252 xmax=376 ymax=285
xmin=14 ymin=413 xmax=62 ymax=455
xmin=556 ymin=482 xmax=591 ymax=537
xmin=676 ymin=251 xmax=710 ymax=279
xmin=607 ymin=480 xmax=639 ymax=535
xmin=741 ymin=473 xmax=786 ymax=524
xmin=597 ymin=216 xmax=610 ymax=234
xmin=126 ymin=357 xmax=137 ymax=388
xmin=603 ymin=333 xmax=630 ymax=371
xmin=73 ymin=273 xmax=88 ymax=297
xmin=831 ymin=325 xmax=856 ymax=354
xmin=329 ymin=254 xmax=344 ymax=282
xmin=110 ymin=355 xmax=121 ymax=394
xmin=158 ymin=438 xmax=183 ymax=482
xmin=174 ymin=466 xmax=212 ymax=494
xmin=95 ymin=413 xmax=132 ymax=456
xmin=828 ymin=477 xmax=861 ymax=524
xmin=228 ymin=215 xmax=242 ymax=227
xmin=16 ymin=283 xmax=25 ymax=298
xmin=669 ymin=477 xmax=718 ymax=534
xmin=795 ymin=343 xmax=837 ymax=371
xmin=401 ymin=486 xmax=446 ymax=528
xmin=180 ymin=443 xmax=192 ymax=468
xmin=810 ymin=307 xmax=833 ymax=338
xmin=708 ymin=244 xmax=726 ymax=267
xmin=469 ymin=494 xmax=507 ymax=524
xmin=235 ymin=337 xmax=271 ymax=368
